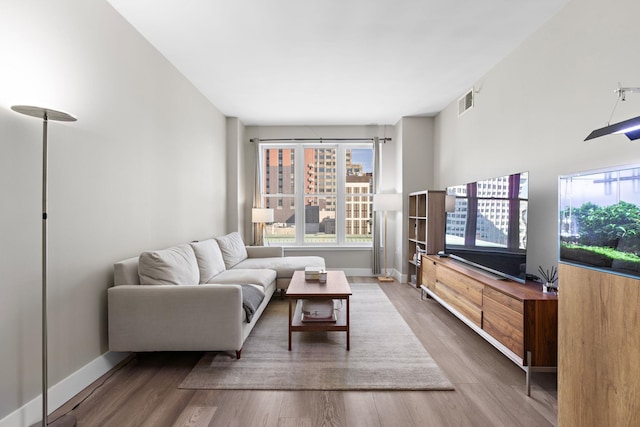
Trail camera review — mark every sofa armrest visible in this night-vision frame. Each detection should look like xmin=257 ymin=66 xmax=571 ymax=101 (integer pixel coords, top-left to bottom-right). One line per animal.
xmin=108 ymin=284 xmax=243 ymax=352
xmin=246 ymin=246 xmax=283 ymax=258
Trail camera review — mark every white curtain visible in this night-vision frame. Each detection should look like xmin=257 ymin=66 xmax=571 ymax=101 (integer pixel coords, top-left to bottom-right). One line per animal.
xmin=252 ymin=142 xmax=261 ymax=245
xmin=372 ymin=137 xmax=381 ymax=275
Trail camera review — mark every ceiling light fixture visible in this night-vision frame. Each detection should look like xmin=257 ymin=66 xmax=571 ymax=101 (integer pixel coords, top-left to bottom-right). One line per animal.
xmin=585 ymin=85 xmax=640 ymax=141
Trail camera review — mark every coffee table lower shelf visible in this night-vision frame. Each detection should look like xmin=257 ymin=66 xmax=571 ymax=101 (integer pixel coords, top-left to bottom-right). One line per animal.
xmin=288 ymin=298 xmax=350 ymax=351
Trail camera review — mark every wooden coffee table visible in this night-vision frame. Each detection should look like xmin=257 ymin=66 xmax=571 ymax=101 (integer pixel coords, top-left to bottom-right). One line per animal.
xmin=286 ymin=270 xmax=352 ymax=351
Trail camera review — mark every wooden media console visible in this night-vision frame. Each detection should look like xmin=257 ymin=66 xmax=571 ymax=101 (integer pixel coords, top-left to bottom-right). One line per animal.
xmin=420 ymin=255 xmax=558 ymax=395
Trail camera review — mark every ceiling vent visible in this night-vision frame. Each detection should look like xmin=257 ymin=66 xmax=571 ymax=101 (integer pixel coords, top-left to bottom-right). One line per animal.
xmin=458 ymin=89 xmax=474 ymax=117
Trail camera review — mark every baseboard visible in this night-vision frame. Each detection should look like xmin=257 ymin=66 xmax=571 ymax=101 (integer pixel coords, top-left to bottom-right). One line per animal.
xmin=0 ymin=351 xmax=131 ymax=427
xmin=336 ymin=268 xmax=406 ymax=279
xmin=340 ymin=268 xmax=372 ymax=276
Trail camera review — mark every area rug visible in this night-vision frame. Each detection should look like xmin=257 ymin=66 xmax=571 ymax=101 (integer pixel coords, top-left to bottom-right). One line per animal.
xmin=179 ymin=282 xmax=454 ymax=391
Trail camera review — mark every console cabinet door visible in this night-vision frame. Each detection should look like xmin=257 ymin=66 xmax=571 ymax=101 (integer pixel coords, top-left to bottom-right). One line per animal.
xmin=435 ymin=266 xmax=483 ymax=327
xmin=421 ymin=255 xmax=436 ymax=291
xmin=482 ymin=287 xmax=524 ymax=358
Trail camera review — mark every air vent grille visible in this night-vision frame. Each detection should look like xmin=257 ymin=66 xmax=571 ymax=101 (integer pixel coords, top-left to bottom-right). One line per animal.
xmin=458 ymin=89 xmax=474 ymax=116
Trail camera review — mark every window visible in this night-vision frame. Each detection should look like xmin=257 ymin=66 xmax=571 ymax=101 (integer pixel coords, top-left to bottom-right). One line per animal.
xmin=259 ymin=142 xmax=374 ymax=246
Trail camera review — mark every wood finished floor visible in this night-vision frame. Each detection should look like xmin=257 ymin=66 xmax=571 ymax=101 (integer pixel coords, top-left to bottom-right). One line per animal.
xmin=52 ymin=278 xmax=557 ymax=427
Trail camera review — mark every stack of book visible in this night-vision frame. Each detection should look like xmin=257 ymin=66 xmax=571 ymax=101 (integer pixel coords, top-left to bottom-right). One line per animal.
xmin=305 ymin=266 xmax=327 ymax=282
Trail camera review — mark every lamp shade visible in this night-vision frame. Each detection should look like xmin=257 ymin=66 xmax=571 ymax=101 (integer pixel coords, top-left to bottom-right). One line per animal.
xmin=373 ymin=193 xmax=402 ymax=212
xmin=585 ymin=115 xmax=640 ymax=141
xmin=252 ymin=208 xmax=274 ymax=223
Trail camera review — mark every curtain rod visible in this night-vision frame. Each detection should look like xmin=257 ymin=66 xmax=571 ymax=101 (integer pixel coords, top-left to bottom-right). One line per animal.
xmin=249 ymin=137 xmax=391 ymax=143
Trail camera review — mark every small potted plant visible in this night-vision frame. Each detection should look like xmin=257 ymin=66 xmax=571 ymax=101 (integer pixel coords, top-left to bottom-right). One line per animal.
xmin=537 ymin=265 xmax=558 ymax=293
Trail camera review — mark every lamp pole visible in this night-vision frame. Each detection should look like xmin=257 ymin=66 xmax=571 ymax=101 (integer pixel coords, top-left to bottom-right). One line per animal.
xmin=11 ymin=106 xmax=78 ymax=427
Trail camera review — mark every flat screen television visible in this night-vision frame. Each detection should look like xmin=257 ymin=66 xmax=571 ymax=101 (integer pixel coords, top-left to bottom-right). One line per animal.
xmin=444 ymin=171 xmax=528 ymax=283
xmin=559 ymin=164 xmax=640 ymax=279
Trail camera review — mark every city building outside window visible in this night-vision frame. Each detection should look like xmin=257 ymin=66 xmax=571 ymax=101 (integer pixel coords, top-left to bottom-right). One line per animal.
xmin=259 ymin=142 xmax=374 ymax=246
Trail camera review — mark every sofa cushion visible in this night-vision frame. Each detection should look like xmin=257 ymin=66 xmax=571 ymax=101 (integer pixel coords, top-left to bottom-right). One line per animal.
xmin=138 ymin=244 xmax=200 ymax=286
xmin=215 ymin=232 xmax=248 ymax=269
xmin=234 ymin=256 xmax=325 ymax=279
xmin=114 ymin=257 xmax=141 ymax=286
xmin=207 ymin=268 xmax=276 ymax=289
xmin=190 ymin=239 xmax=226 ymax=283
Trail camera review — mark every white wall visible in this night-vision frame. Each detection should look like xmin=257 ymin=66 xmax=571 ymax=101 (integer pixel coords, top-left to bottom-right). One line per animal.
xmin=396 ymin=117 xmax=436 ymax=277
xmin=434 ymin=0 xmax=640 ymax=274
xmin=0 ymin=0 xmax=227 ymax=422
xmin=226 ymin=117 xmax=248 ymax=235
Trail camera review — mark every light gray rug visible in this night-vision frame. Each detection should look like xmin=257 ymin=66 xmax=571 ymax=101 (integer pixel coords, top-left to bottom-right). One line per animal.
xmin=179 ymin=282 xmax=454 ymax=391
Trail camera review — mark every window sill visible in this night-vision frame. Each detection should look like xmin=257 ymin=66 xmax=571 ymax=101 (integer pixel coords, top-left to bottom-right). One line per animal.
xmin=278 ymin=245 xmax=373 ymax=252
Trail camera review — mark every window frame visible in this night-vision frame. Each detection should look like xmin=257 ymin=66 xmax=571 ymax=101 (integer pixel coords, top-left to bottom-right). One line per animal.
xmin=259 ymin=141 xmax=373 ymax=247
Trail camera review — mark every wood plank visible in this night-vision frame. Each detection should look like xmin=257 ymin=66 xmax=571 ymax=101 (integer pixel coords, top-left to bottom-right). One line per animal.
xmin=433 ymin=280 xmax=483 ymax=327
xmin=343 ymin=392 xmax=381 ymax=427
xmin=171 ymin=405 xmax=217 ymax=427
xmin=278 ymin=390 xmax=346 ymax=426
xmin=425 ymin=191 xmax=446 ymax=254
xmin=484 ymin=286 xmax=524 ymax=313
xmin=420 ymin=255 xmax=436 ymax=290
xmin=206 ymin=390 xmax=283 ymax=427
xmin=524 ymin=299 xmax=558 ymax=367
xmin=558 ymin=263 xmax=640 ymax=427
xmin=436 ymin=264 xmax=484 ymax=307
xmin=68 ymin=352 xmax=199 ymax=427
xmin=482 ymin=296 xmax=524 ymax=358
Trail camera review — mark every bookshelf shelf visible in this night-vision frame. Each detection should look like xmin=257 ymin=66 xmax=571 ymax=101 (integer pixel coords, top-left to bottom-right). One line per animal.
xmin=406 ymin=191 xmax=445 ymax=287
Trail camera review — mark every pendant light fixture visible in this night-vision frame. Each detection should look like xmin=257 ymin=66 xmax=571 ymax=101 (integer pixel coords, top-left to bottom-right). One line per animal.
xmin=585 ymin=86 xmax=640 ymax=141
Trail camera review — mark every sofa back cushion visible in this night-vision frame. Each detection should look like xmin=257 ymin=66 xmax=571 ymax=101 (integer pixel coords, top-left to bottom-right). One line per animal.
xmin=190 ymin=239 xmax=226 ymax=283
xmin=138 ymin=244 xmax=200 ymax=286
xmin=114 ymin=257 xmax=141 ymax=286
xmin=215 ymin=232 xmax=248 ymax=269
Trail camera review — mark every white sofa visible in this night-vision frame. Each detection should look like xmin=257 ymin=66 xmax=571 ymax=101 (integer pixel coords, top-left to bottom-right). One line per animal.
xmin=108 ymin=232 xmax=324 ymax=358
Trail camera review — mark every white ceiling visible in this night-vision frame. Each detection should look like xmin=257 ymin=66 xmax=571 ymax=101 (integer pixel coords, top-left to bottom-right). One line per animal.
xmin=107 ymin=0 xmax=568 ymax=126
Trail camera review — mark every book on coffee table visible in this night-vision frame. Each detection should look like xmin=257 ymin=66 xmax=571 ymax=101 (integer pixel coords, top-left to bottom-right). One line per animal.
xmin=304 ymin=266 xmax=327 ymax=282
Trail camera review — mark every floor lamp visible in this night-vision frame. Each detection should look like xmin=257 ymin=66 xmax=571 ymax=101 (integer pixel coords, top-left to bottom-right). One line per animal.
xmin=11 ymin=106 xmax=77 ymax=427
xmin=373 ymin=193 xmax=402 ymax=283
xmin=252 ymin=208 xmax=274 ymax=246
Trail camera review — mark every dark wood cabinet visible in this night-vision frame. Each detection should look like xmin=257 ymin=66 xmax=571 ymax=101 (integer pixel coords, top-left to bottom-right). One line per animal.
xmin=407 ymin=191 xmax=445 ymax=287
xmin=421 ymin=255 xmax=558 ymax=375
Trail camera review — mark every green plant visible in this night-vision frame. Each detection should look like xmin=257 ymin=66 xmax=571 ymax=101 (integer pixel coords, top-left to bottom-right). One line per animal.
xmin=561 ymin=242 xmax=640 ymax=263
xmin=538 ymin=265 xmax=558 ymax=284
xmin=562 ymin=201 xmax=640 ymax=254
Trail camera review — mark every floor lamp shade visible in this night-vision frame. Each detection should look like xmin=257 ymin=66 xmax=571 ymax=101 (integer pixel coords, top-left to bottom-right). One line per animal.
xmin=252 ymin=208 xmax=274 ymax=223
xmin=373 ymin=193 xmax=402 ymax=282
xmin=373 ymin=193 xmax=402 ymax=212
xmin=252 ymin=208 xmax=274 ymax=246
xmin=11 ymin=105 xmax=77 ymax=427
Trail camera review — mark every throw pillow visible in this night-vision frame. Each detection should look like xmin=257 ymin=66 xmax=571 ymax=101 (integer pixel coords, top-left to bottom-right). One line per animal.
xmin=138 ymin=244 xmax=200 ymax=286
xmin=190 ymin=239 xmax=226 ymax=283
xmin=215 ymin=231 xmax=248 ymax=269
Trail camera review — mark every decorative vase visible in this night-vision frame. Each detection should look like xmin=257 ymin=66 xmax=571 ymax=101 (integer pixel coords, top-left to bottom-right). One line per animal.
xmin=543 ymin=282 xmax=555 ymax=293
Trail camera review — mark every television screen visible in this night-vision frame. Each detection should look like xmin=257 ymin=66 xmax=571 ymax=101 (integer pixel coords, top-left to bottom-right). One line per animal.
xmin=559 ymin=164 xmax=640 ymax=279
xmin=445 ymin=172 xmax=528 ymax=283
